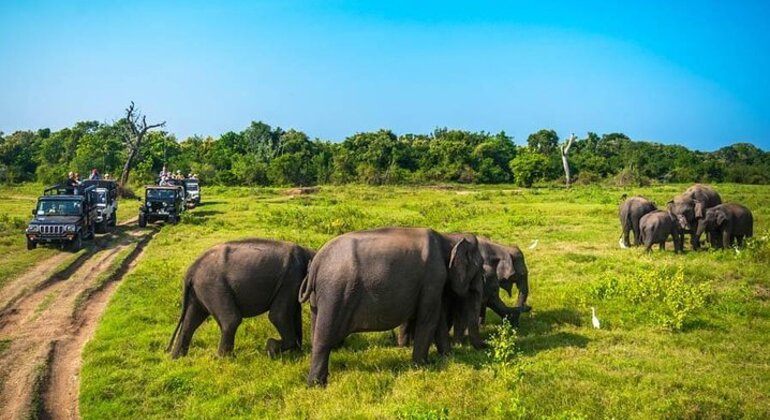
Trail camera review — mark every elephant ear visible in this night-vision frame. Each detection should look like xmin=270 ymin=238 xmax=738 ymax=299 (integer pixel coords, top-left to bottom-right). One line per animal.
xmin=666 ymin=200 xmax=674 ymax=212
xmin=694 ymin=200 xmax=705 ymax=218
xmin=448 ymin=238 xmax=474 ymax=296
xmin=716 ymin=209 xmax=728 ymax=226
xmin=496 ymin=253 xmax=515 ymax=282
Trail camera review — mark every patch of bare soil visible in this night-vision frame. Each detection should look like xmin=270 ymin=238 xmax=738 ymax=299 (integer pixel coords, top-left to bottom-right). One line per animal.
xmin=0 ymin=222 xmax=153 ymax=420
xmin=284 ymin=186 xmax=320 ymax=196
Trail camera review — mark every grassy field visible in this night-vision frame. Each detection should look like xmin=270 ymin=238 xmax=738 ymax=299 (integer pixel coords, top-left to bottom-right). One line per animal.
xmin=6 ymin=183 xmax=767 ymax=418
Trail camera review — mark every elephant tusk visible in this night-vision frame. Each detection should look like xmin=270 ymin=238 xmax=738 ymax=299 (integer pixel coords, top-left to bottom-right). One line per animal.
xmin=618 ymin=237 xmax=629 ymax=249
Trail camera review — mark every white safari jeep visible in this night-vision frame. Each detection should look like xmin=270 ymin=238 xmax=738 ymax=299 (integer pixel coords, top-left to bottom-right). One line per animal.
xmin=81 ymin=180 xmax=118 ymax=233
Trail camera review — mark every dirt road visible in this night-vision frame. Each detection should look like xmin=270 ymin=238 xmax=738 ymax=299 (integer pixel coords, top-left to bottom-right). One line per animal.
xmin=0 ymin=221 xmax=154 ymax=420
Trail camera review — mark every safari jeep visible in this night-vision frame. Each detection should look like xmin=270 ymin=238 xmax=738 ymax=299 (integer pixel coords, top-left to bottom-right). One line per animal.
xmin=81 ymin=179 xmax=118 ymax=233
xmin=25 ymin=184 xmax=98 ymax=251
xmin=183 ymin=178 xmax=200 ymax=207
xmin=139 ymin=185 xmax=184 ymax=227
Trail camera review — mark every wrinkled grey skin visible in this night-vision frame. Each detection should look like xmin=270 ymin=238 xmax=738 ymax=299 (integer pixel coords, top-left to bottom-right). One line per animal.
xmin=696 ymin=203 xmax=753 ymax=249
xmin=639 ymin=210 xmax=684 ymax=253
xmin=667 ymin=184 xmax=722 ymax=250
xmin=619 ymin=196 xmax=657 ymax=248
xmin=299 ymin=228 xmax=484 ymax=386
xmin=398 ymin=236 xmax=528 ymax=348
xmin=167 ymin=239 xmax=314 ymax=358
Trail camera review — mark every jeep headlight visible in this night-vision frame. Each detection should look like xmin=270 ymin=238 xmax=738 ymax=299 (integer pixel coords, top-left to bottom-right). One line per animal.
xmin=65 ymin=224 xmax=77 ymax=232
xmin=146 ymin=202 xmax=151 ymax=207
xmin=27 ymin=225 xmax=39 ymax=232
xmin=162 ymin=202 xmax=167 ymax=207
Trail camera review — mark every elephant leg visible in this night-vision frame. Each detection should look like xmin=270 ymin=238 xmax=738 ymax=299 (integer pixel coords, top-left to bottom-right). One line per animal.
xmin=171 ymin=299 xmax=209 ymax=358
xmin=266 ymin=304 xmax=301 ymax=358
xmin=216 ymin=313 xmax=242 ymax=357
xmin=631 ymin=218 xmax=642 ymax=246
xmin=723 ymin=231 xmax=732 ymax=249
xmin=433 ymin=309 xmax=451 ymax=356
xmin=411 ymin=302 xmax=440 ymax=366
xmin=397 ymin=321 xmax=413 ymax=347
xmin=737 ymin=235 xmax=745 ymax=247
xmin=659 ymin=240 xmax=665 ymax=251
xmin=307 ymin=343 xmax=333 ymax=387
xmin=307 ymin=304 xmax=345 ymax=386
xmin=479 ymin=304 xmax=487 ymax=325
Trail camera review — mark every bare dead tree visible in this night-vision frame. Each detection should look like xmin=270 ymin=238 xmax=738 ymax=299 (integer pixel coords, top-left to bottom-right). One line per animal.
xmin=561 ymin=132 xmax=576 ymax=187
xmin=118 ymin=102 xmax=165 ymax=189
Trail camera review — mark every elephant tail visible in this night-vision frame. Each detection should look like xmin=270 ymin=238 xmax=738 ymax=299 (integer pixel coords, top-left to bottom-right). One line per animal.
xmin=166 ymin=279 xmax=191 ymax=353
xmin=298 ymin=261 xmax=315 ymax=303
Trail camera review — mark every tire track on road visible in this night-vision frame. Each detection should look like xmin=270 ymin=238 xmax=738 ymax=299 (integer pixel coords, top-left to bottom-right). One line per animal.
xmin=0 ymin=220 xmax=154 ymax=420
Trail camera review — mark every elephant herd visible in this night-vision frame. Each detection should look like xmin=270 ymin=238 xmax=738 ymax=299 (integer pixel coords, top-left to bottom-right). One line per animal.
xmin=165 ymin=183 xmax=754 ymax=387
xmin=166 ymin=229 xmax=530 ymax=386
xmin=619 ymin=184 xmax=754 ymax=252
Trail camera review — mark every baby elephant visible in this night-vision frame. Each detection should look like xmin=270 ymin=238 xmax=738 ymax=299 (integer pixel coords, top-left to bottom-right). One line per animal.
xmin=639 ymin=210 xmax=684 ymax=253
xmin=696 ymin=203 xmax=753 ymax=249
xmin=167 ymin=238 xmax=314 ymax=358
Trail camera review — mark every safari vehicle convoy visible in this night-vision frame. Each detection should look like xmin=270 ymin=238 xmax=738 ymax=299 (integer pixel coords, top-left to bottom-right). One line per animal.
xmin=81 ymin=179 xmax=118 ymax=233
xmin=25 ymin=184 xmax=98 ymax=251
xmin=138 ymin=185 xmax=186 ymax=227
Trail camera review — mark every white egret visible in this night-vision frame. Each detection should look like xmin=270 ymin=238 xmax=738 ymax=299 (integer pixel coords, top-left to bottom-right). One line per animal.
xmin=591 ymin=307 xmax=601 ymax=329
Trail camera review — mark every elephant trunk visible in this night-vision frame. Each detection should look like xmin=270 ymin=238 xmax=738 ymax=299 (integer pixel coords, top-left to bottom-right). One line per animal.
xmin=515 ymin=272 xmax=529 ymax=310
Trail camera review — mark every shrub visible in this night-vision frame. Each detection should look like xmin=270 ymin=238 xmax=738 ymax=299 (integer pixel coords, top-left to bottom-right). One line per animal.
xmin=586 ymin=268 xmax=710 ymax=331
xmin=486 ymin=318 xmax=525 ymax=381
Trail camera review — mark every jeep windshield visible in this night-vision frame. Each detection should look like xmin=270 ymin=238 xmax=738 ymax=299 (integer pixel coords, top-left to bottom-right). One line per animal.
xmin=147 ymin=189 xmax=176 ymax=200
xmin=184 ymin=182 xmax=199 ymax=191
xmin=36 ymin=199 xmax=82 ymax=216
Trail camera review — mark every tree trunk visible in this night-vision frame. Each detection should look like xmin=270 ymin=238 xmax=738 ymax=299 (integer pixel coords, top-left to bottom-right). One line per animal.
xmin=119 ymin=146 xmax=139 ymax=188
xmin=561 ymin=133 xmax=575 ymax=187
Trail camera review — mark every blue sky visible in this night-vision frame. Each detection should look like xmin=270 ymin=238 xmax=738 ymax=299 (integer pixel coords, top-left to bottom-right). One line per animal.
xmin=1 ymin=1 xmax=768 ymax=150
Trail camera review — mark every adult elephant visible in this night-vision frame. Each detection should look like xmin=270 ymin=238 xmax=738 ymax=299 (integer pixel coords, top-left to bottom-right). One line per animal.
xmin=695 ymin=203 xmax=753 ymax=249
xmin=619 ymin=196 xmax=657 ymax=248
xmin=299 ymin=227 xmax=484 ymax=386
xmin=667 ymin=184 xmax=722 ymax=250
xmin=167 ymin=239 xmax=315 ymax=358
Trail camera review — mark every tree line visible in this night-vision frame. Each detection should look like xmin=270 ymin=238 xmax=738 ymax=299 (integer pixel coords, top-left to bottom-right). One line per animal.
xmin=1 ymin=115 xmax=768 ymax=188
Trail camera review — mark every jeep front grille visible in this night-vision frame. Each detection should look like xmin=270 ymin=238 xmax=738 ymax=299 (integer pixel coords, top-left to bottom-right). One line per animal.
xmin=40 ymin=225 xmax=64 ymax=235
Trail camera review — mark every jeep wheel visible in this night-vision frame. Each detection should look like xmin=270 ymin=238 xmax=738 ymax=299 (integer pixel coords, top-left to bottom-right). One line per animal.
xmin=69 ymin=233 xmax=82 ymax=252
xmin=27 ymin=238 xmax=37 ymax=250
xmin=168 ymin=215 xmax=178 ymax=225
xmin=86 ymin=224 xmax=96 ymax=239
xmin=138 ymin=214 xmax=147 ymax=228
xmin=110 ymin=211 xmax=117 ymax=227
xmin=96 ymin=221 xmax=107 ymax=234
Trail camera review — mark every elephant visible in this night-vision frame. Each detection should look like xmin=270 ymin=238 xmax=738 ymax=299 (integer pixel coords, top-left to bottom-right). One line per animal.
xmin=299 ymin=227 xmax=484 ymax=386
xmin=667 ymin=184 xmax=722 ymax=250
xmin=167 ymin=238 xmax=315 ymax=358
xmin=695 ymin=203 xmax=753 ymax=249
xmin=619 ymin=196 xmax=657 ymax=248
xmin=639 ymin=210 xmax=684 ymax=253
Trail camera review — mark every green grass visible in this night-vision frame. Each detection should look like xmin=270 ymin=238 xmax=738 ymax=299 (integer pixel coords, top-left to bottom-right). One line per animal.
xmin=51 ymin=183 xmax=770 ymax=418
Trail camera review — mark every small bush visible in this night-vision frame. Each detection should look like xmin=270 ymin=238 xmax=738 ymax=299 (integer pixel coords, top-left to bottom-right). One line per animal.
xmin=586 ymin=268 xmax=710 ymax=331
xmin=742 ymin=229 xmax=770 ymax=263
xmin=486 ymin=318 xmax=525 ymax=381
